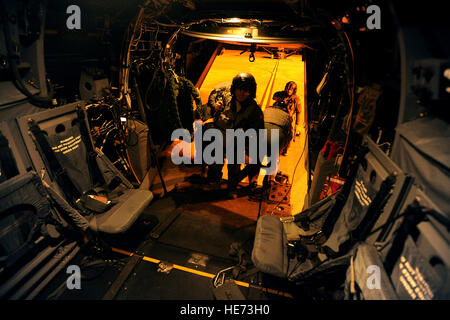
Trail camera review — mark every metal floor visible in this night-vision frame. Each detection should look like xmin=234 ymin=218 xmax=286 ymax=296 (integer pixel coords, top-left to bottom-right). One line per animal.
xmin=36 ymin=152 xmax=307 ymax=300
xmin=37 ymin=98 xmax=309 ymax=300
xmin=37 ymin=190 xmax=295 ymax=300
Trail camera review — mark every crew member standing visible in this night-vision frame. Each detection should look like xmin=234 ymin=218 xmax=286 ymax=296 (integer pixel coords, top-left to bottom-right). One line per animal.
xmin=265 ymin=91 xmax=293 ymax=157
xmin=194 ymin=83 xmax=231 ymax=181
xmin=284 ymin=81 xmax=302 ymax=149
xmin=213 ymin=73 xmax=264 ymax=198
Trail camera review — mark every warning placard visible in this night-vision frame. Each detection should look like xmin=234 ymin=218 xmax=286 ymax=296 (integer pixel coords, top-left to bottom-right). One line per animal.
xmin=52 ymin=135 xmax=82 ymax=155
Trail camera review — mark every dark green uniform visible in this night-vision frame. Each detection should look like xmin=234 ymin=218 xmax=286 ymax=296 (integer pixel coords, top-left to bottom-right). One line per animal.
xmin=194 ymin=83 xmax=232 ymax=124
xmin=209 ymin=87 xmax=264 ymax=191
xmin=194 ymin=84 xmax=232 ymax=177
xmin=264 ymin=101 xmax=293 ymax=156
xmin=264 ymin=91 xmax=293 ymax=155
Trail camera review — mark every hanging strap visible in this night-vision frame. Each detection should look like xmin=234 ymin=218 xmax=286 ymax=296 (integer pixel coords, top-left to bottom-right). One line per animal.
xmin=384 ymin=204 xmax=450 ymax=275
xmin=28 ymin=119 xmax=81 ymax=207
xmin=320 ymin=145 xmax=370 ymax=238
xmin=351 ymin=173 xmax=396 ymax=242
xmin=76 ymin=107 xmax=105 ymax=187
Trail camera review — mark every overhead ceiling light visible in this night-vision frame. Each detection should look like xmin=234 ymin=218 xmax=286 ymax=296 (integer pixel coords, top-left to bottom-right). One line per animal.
xmin=182 ymin=18 xmax=316 ymax=45
xmin=181 ymin=29 xmax=305 ymax=44
xmin=223 ymin=18 xmax=242 ymax=23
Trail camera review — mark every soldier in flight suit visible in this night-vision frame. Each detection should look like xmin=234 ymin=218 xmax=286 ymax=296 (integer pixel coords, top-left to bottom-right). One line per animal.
xmin=193 ymin=83 xmax=231 ymax=180
xmin=194 ymin=82 xmax=232 ymax=125
xmin=209 ymin=73 xmax=264 ymax=199
xmin=284 ymin=81 xmax=302 ymax=154
xmin=265 ymin=91 xmax=293 ymax=157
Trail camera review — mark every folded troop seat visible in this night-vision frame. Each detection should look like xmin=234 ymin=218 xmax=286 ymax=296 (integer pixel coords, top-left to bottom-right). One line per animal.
xmin=251 ymin=135 xmax=413 ymax=282
xmin=0 ymin=171 xmax=52 ymax=271
xmin=0 ymin=128 xmax=84 ymax=299
xmin=17 ymin=102 xmax=154 ymax=234
xmin=344 ymin=184 xmax=450 ymax=300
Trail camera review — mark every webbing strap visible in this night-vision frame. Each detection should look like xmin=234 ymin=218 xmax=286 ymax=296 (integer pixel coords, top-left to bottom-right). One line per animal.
xmin=352 ymin=173 xmax=396 ymax=242
xmin=383 ymin=204 xmax=423 ymax=275
xmin=321 ymin=146 xmax=369 ymax=238
xmin=76 ymin=107 xmax=105 ymax=186
xmin=28 ymin=120 xmax=81 ymax=206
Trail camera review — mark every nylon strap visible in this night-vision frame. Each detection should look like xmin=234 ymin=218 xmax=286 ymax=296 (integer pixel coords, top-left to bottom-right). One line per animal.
xmin=28 ymin=120 xmax=81 ymax=207
xmin=76 ymin=107 xmax=105 ymax=186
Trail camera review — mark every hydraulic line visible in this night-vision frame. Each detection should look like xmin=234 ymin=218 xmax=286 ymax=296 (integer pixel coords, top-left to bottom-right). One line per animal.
xmin=338 ymin=31 xmax=355 ymax=174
